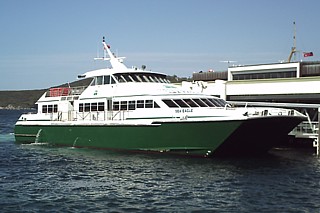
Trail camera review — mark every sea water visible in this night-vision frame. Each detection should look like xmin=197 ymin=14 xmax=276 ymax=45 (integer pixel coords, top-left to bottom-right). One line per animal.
xmin=1 ymin=109 xmax=320 ymax=212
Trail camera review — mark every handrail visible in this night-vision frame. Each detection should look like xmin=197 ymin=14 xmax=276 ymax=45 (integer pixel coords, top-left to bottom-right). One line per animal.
xmin=46 ymin=86 xmax=87 ymax=97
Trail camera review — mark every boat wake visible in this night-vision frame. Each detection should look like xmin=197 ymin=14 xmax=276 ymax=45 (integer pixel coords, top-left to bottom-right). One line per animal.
xmin=21 ymin=142 xmax=49 ymax=146
xmin=0 ymin=133 xmax=15 ymax=142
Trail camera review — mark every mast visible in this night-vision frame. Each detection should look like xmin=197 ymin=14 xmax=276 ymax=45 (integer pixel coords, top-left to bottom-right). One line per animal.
xmin=287 ymin=21 xmax=297 ymax=62
xmin=94 ymin=37 xmax=127 ymax=70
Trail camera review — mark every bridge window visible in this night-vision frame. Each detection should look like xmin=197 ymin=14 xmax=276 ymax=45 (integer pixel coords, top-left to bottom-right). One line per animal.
xmin=104 ymin=75 xmax=110 ymax=84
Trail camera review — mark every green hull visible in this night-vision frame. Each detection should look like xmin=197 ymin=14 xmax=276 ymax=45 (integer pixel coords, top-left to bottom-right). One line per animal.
xmin=14 ymin=120 xmax=243 ymax=157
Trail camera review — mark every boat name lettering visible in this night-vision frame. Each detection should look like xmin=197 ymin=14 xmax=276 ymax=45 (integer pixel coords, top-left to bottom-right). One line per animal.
xmin=175 ymin=109 xmax=193 ymax=113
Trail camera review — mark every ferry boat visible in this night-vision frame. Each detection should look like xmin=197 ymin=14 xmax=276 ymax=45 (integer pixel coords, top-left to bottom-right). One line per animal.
xmin=14 ymin=38 xmax=307 ymax=157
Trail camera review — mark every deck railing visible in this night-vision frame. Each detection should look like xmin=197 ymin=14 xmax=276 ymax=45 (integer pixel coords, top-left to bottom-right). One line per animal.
xmin=46 ymin=86 xmax=87 ymax=97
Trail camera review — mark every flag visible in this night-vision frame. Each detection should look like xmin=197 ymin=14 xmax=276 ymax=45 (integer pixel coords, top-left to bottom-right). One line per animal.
xmin=303 ymin=52 xmax=313 ymax=57
xmin=103 ymin=44 xmax=111 ymax=50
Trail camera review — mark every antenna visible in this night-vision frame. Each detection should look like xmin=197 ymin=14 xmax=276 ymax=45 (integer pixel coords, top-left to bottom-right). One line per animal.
xmin=220 ymin=60 xmax=237 ymax=68
xmin=287 ymin=21 xmax=297 ymax=62
xmin=93 ymin=36 xmax=127 ymax=70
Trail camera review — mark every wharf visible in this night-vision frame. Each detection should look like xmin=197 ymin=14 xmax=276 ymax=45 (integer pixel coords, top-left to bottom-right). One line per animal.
xmin=182 ymin=61 xmax=320 ymax=154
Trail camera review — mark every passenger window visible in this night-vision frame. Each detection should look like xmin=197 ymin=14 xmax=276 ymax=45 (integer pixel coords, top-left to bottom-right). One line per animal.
xmin=148 ymin=76 xmax=155 ymax=82
xmin=53 ymin=105 xmax=58 ymax=113
xmin=123 ymin=74 xmax=133 ymax=82
xmin=111 ymin=76 xmax=116 ymax=84
xmin=193 ymin=99 xmax=207 ymax=107
xmin=98 ymin=102 xmax=105 ymax=111
xmin=217 ymin=99 xmax=227 ymax=107
xmin=128 ymin=75 xmax=135 ymax=82
xmin=173 ymin=99 xmax=189 ymax=107
xmin=154 ymin=101 xmax=160 ymax=108
xmin=145 ymin=100 xmax=153 ymax=108
xmin=119 ymin=76 xmax=126 ymax=83
xmin=85 ymin=103 xmax=90 ymax=112
xmin=183 ymin=99 xmax=199 ymax=107
xmin=120 ymin=101 xmax=128 ymax=110
xmin=136 ymin=75 xmax=143 ymax=82
xmin=163 ymin=99 xmax=179 ymax=108
xmin=137 ymin=100 xmax=144 ymax=108
xmin=113 ymin=101 xmax=119 ymax=110
xmin=42 ymin=105 xmax=48 ymax=113
xmin=48 ymin=105 xmax=53 ymax=113
xmin=79 ymin=103 xmax=84 ymax=112
xmin=202 ymin=99 xmax=215 ymax=107
xmin=129 ymin=101 xmax=136 ymax=110
xmin=91 ymin=103 xmax=97 ymax=111
xmin=143 ymin=76 xmax=150 ymax=82
xmin=210 ymin=99 xmax=224 ymax=107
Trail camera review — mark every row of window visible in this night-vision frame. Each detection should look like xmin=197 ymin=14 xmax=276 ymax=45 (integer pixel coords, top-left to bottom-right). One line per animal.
xmin=43 ymin=98 xmax=227 ymax=114
xmin=113 ymin=73 xmax=170 ymax=84
xmin=78 ymin=100 xmax=160 ymax=112
xmin=79 ymin=102 xmax=105 ymax=112
xmin=112 ymin=100 xmax=160 ymax=111
xmin=162 ymin=98 xmax=227 ymax=108
xmin=91 ymin=75 xmax=117 ymax=86
xmin=90 ymin=73 xmax=171 ymax=86
xmin=233 ymin=71 xmax=296 ymax=80
xmin=42 ymin=104 xmax=58 ymax=113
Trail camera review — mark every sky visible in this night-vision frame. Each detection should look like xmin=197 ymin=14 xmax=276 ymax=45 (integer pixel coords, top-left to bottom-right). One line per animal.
xmin=0 ymin=0 xmax=319 ymax=90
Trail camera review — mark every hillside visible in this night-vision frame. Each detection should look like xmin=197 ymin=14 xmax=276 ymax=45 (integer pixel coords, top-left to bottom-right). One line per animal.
xmin=0 ymin=89 xmax=46 ymax=109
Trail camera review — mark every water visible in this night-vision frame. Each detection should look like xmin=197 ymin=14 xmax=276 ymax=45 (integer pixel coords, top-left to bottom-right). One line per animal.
xmin=1 ymin=110 xmax=320 ymax=212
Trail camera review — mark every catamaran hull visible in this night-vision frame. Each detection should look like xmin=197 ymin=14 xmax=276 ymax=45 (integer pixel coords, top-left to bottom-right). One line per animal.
xmin=14 ymin=116 xmax=304 ymax=157
xmin=213 ymin=116 xmax=305 ymax=156
xmin=14 ymin=120 xmax=242 ymax=157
